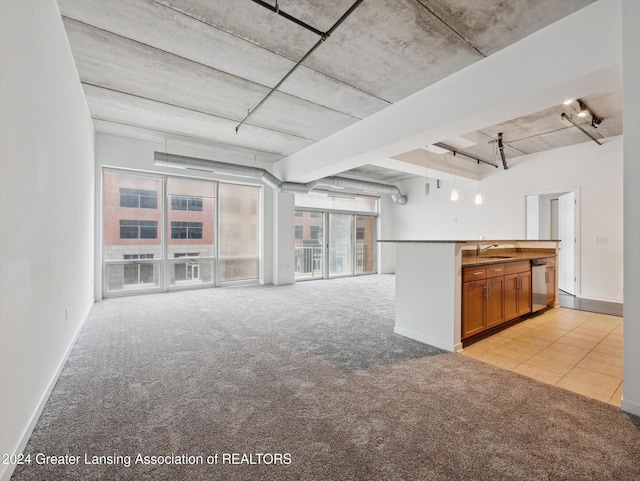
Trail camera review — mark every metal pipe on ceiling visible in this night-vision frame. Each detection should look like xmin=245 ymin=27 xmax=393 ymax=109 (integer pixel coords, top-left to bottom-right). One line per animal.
xmin=560 ymin=113 xmax=603 ymax=146
xmin=236 ymin=0 xmax=364 ymax=133
xmin=433 ymin=143 xmax=498 ymax=168
xmin=497 ymin=132 xmax=508 ymax=170
xmin=153 ymin=151 xmax=408 ymax=204
xmin=250 ymin=0 xmax=324 ymax=36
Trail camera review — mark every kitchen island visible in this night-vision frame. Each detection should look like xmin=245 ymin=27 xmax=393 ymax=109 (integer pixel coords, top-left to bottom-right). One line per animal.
xmin=378 ymin=240 xmax=559 ymax=352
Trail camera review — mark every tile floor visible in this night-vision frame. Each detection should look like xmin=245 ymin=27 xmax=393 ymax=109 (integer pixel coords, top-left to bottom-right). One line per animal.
xmin=460 ymin=307 xmax=623 ymax=405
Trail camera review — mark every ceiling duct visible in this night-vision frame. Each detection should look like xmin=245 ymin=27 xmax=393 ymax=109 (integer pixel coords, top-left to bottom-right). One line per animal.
xmin=153 ymin=152 xmax=408 ymax=204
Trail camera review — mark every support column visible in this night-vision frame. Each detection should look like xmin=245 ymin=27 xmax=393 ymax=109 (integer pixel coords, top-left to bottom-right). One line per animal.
xmin=272 ymin=190 xmax=296 ymax=285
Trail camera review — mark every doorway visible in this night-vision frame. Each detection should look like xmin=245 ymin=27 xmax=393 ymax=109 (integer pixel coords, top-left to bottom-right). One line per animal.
xmin=525 ymin=189 xmax=580 ymax=297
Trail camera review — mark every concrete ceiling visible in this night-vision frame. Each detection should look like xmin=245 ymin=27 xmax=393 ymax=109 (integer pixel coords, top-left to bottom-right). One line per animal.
xmin=58 ymin=0 xmax=611 ymax=182
xmin=430 ymin=87 xmax=623 ymax=168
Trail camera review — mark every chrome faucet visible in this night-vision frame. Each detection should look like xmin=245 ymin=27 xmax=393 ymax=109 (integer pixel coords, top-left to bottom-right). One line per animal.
xmin=477 ymin=243 xmax=499 ymax=256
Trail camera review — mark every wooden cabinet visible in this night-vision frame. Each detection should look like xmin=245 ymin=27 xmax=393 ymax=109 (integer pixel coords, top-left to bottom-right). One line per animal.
xmin=546 ymin=257 xmax=556 ymax=305
xmin=461 ymin=264 xmax=505 ymax=339
xmin=484 ymin=276 xmax=505 ymax=329
xmin=504 ymin=261 xmax=532 ymax=321
xmin=462 ymin=279 xmax=486 ymax=338
xmin=462 ymin=260 xmax=532 ymax=340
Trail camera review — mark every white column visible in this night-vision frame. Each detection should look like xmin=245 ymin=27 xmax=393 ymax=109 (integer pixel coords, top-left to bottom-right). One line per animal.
xmin=621 ymin=0 xmax=640 ymax=417
xmin=271 ymin=190 xmax=296 ymax=285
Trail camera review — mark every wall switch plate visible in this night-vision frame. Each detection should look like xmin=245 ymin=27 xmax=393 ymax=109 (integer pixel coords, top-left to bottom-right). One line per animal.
xmin=596 ymin=236 xmax=608 ymax=243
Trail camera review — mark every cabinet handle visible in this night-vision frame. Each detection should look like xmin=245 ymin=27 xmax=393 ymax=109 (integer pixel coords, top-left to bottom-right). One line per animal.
xmin=486 ymin=283 xmax=491 ymax=299
xmin=492 ymin=268 xmax=502 ymax=272
xmin=473 ymin=271 xmax=483 ymax=276
xmin=517 ymin=278 xmax=521 ymax=290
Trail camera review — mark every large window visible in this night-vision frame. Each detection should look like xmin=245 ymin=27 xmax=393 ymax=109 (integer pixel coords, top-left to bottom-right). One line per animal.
xmin=104 ymin=171 xmax=163 ymax=294
xmin=167 ymin=178 xmax=216 ymax=288
xmin=218 ymin=183 xmax=260 ymax=282
xmin=103 ymin=169 xmax=261 ymax=296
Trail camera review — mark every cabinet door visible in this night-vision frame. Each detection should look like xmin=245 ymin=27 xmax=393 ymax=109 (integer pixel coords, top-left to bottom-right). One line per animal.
xmin=462 ymin=280 xmax=486 ymax=339
xmin=518 ymin=271 xmax=532 ymax=316
xmin=503 ymin=274 xmax=520 ymax=322
xmin=546 ymin=266 xmax=556 ymax=305
xmin=485 ymin=277 xmax=505 ymax=329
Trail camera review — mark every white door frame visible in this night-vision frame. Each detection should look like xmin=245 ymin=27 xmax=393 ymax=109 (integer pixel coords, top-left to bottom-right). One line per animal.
xmin=524 ymin=187 xmax=581 ymax=298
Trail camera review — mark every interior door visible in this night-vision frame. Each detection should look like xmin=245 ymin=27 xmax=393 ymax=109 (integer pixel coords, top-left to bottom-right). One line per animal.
xmin=558 ymin=191 xmax=576 ymax=295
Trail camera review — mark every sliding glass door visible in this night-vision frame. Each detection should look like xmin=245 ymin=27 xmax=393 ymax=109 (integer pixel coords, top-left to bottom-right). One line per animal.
xmin=328 ymin=213 xmax=353 ymax=277
xmin=294 ymin=211 xmax=323 ymax=279
xmin=294 ymin=209 xmax=377 ymax=280
xmin=355 ymin=215 xmax=376 ymax=274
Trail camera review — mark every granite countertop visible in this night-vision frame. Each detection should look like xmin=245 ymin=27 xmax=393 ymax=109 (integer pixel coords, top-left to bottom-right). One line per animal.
xmin=462 ymin=251 xmax=556 ymax=267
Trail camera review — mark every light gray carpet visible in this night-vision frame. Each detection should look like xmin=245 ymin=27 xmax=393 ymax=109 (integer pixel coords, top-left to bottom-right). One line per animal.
xmin=12 ymin=275 xmax=640 ymax=480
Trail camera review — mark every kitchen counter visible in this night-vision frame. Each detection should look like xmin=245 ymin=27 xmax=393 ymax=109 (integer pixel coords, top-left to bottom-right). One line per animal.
xmin=462 ymin=251 xmax=557 ymax=267
xmin=379 ymin=239 xmax=559 ymax=352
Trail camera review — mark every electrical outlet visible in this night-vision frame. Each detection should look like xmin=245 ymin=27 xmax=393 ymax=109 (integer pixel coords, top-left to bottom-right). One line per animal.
xmin=596 ymin=236 xmax=608 ymax=244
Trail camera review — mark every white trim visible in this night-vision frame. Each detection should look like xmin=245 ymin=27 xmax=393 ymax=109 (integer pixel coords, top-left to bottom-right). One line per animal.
xmin=0 ymin=304 xmax=93 ymax=481
xmin=620 ymin=398 xmax=640 ymax=418
xmin=394 ymin=326 xmax=455 ymax=352
xmin=524 ymin=187 xmax=581 ymax=298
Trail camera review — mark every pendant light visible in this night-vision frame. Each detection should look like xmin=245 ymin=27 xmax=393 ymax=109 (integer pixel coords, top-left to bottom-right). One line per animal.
xmin=450 ymin=154 xmax=458 ymax=201
xmin=475 ymin=161 xmax=483 ymax=205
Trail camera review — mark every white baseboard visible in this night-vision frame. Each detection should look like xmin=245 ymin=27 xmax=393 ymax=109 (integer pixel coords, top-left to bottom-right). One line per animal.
xmin=0 ymin=303 xmax=93 ymax=481
xmin=620 ymin=397 xmax=640 ymax=418
xmin=394 ymin=326 xmax=455 ymax=352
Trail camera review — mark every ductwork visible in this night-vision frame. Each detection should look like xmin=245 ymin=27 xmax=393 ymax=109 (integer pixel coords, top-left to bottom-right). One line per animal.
xmin=154 ymin=152 xmax=408 ymax=204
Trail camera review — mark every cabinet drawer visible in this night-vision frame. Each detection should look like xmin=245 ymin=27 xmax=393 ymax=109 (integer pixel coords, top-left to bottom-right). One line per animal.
xmin=504 ymin=260 xmax=530 ymax=275
xmin=463 ymin=267 xmax=485 ymax=282
xmin=486 ymin=264 xmax=505 ymax=278
xmin=546 ymin=256 xmax=556 ymax=267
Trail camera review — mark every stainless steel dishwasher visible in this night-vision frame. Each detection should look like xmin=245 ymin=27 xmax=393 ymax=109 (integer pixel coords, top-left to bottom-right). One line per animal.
xmin=531 ymin=258 xmax=547 ymax=312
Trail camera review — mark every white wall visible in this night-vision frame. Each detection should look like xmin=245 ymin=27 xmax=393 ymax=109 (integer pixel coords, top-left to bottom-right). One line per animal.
xmin=392 ymin=137 xmax=624 ymax=303
xmin=0 ymin=1 xmax=96 ymax=480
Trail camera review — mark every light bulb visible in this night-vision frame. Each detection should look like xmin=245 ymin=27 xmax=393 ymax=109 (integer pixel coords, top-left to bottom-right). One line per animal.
xmin=450 ymin=187 xmax=459 ymax=201
xmin=475 ymin=192 xmax=483 ymax=205
xmin=563 ymin=99 xmax=573 ymax=105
